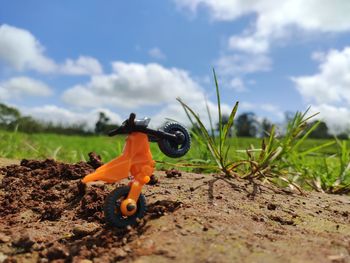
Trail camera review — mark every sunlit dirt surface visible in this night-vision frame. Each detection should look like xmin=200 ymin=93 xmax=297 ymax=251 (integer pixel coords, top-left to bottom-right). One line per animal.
xmin=0 ymin=157 xmax=349 ymax=263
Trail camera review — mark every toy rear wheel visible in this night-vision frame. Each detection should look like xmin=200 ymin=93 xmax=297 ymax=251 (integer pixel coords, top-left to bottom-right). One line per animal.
xmin=104 ymin=186 xmax=146 ymax=228
xmin=158 ymin=122 xmax=191 ymax=158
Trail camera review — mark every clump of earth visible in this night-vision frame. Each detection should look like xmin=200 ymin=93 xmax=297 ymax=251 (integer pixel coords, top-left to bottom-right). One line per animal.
xmin=0 ymin=155 xmax=349 ymax=262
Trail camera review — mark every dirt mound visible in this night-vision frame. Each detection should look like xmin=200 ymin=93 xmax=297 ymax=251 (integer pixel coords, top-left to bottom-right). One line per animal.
xmin=0 ymin=155 xmax=181 ymax=262
xmin=0 ymin=158 xmax=95 ymax=218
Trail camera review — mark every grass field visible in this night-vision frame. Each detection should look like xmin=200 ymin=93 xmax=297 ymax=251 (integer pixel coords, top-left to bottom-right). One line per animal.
xmin=1 ymin=129 xmax=349 ymax=193
xmin=0 ymin=129 xmax=338 ymax=164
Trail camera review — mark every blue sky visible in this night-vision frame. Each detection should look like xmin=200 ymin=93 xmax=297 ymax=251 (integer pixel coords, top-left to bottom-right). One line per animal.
xmin=1 ymin=0 xmax=350 ymax=132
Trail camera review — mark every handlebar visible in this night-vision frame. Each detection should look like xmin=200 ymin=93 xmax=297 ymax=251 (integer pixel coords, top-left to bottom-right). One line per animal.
xmin=107 ymin=113 xmax=183 ymax=144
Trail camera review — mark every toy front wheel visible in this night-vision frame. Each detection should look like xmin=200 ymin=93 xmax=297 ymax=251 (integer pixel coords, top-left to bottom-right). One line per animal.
xmin=104 ymin=186 xmax=146 ymax=228
xmin=158 ymin=122 xmax=191 ymax=158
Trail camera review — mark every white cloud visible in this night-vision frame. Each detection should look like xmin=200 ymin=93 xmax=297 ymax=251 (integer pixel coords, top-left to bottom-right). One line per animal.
xmin=216 ymin=54 xmax=271 ymax=75
xmin=0 ymin=76 xmax=52 ymax=100
xmin=0 ymin=24 xmax=56 ymax=72
xmin=0 ymin=24 xmax=102 ymax=75
xmin=228 ymin=35 xmax=269 ymax=54
xmin=293 ymin=46 xmax=350 ymax=132
xmin=151 ymin=100 xmax=233 ymax=129
xmin=309 ymin=104 xmax=350 ymax=134
xmin=62 ymin=62 xmax=204 ymax=109
xmin=239 ymin=101 xmax=283 ymax=120
xmin=23 ymin=105 xmax=122 ymax=129
xmin=175 ymin=0 xmax=255 ymax=21
xmin=292 ymin=47 xmax=350 ymax=105
xmin=60 ymin=56 xmax=103 ymax=75
xmin=214 ymin=53 xmax=271 ymax=91
xmin=61 ymin=61 xmax=241 ymax=128
xmin=148 ymin=47 xmax=166 ymax=60
xmin=260 ymin=103 xmax=283 ymax=119
xmin=229 ymin=77 xmax=245 ymax=92
xmin=175 ymin=0 xmax=350 ymax=53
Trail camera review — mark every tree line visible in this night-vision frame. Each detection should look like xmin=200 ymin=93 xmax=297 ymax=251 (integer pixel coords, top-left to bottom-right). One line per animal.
xmin=0 ymin=103 xmax=347 ymax=139
xmin=0 ymin=103 xmax=120 ymax=136
xmin=221 ymin=112 xmax=348 ymax=139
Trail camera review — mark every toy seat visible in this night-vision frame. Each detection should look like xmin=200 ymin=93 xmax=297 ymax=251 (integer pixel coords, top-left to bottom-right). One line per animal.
xmin=135 ymin=117 xmax=150 ymax=127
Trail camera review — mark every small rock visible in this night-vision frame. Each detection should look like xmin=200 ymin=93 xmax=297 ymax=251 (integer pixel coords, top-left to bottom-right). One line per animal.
xmin=189 ymin=187 xmax=195 ymax=192
xmin=267 ymin=203 xmax=277 ymax=210
xmin=46 ymin=245 xmax=69 ymax=260
xmin=72 ymin=223 xmax=100 ymax=237
xmin=111 ymin=248 xmax=128 ymax=260
xmin=87 ymin=152 xmax=104 ymax=169
xmin=203 ymin=226 xmax=209 ymax=231
xmin=216 ymin=195 xmax=223 ymax=199
xmin=0 ymin=233 xmax=11 ymax=243
xmin=0 ymin=252 xmax=7 ymax=262
xmin=165 ymin=169 xmax=182 ymax=178
xmin=12 ymin=234 xmax=35 ymax=251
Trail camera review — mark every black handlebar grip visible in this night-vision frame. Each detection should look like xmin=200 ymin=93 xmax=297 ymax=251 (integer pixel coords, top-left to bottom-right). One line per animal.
xmin=108 ymin=128 xmax=118 ymax=136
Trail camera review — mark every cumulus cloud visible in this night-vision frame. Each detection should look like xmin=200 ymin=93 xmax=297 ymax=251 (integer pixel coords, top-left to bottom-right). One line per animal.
xmin=60 ymin=56 xmax=103 ymax=75
xmin=0 ymin=24 xmax=56 ymax=72
xmin=62 ymin=62 xmax=204 ymax=109
xmin=292 ymin=47 xmax=350 ymax=105
xmin=0 ymin=24 xmax=102 ymax=75
xmin=293 ymin=46 xmax=350 ymax=132
xmin=148 ymin=47 xmax=166 ymax=60
xmin=308 ymin=104 xmax=350 ymax=134
xmin=0 ymin=76 xmax=52 ymax=100
xmin=216 ymin=54 xmax=271 ymax=75
xmin=228 ymin=77 xmax=245 ymax=92
xmin=239 ymin=101 xmax=283 ymax=120
xmin=214 ymin=53 xmax=271 ymax=91
xmin=61 ymin=61 xmax=240 ymax=128
xmin=175 ymin=0 xmax=350 ymax=53
xmin=228 ymin=35 xmax=269 ymax=54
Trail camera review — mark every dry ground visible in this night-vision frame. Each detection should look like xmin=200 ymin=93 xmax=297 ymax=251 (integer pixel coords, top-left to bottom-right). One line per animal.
xmin=0 ymin=157 xmax=350 ymax=263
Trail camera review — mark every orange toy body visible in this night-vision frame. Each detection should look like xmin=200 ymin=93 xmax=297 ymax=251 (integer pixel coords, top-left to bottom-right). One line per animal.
xmin=81 ymin=113 xmax=191 ymax=228
xmin=82 ymin=132 xmax=155 ymax=216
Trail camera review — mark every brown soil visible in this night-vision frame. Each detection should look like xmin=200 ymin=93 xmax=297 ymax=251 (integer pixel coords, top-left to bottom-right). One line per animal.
xmin=0 ymin=156 xmax=350 ymax=263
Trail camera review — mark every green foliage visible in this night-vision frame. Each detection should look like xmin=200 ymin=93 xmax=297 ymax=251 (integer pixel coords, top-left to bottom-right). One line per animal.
xmin=236 ymin=110 xmax=335 ymax=192
xmin=305 ymin=139 xmax=350 ymax=194
xmin=176 ymin=70 xmax=350 ymax=195
xmin=177 ymin=69 xmax=239 ymax=177
xmin=0 ymin=103 xmax=20 ymax=127
xmin=95 ymin=112 xmax=119 ymax=135
xmin=235 ymin=112 xmax=258 ymax=137
xmin=308 ymin=121 xmax=330 ymax=139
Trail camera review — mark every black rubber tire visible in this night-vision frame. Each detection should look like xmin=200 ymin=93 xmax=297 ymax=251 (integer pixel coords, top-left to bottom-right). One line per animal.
xmin=158 ymin=122 xmax=191 ymax=158
xmin=104 ymin=186 xmax=146 ymax=228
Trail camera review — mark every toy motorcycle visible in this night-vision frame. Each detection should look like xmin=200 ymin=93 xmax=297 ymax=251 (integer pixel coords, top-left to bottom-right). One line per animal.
xmin=82 ymin=113 xmax=191 ymax=227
